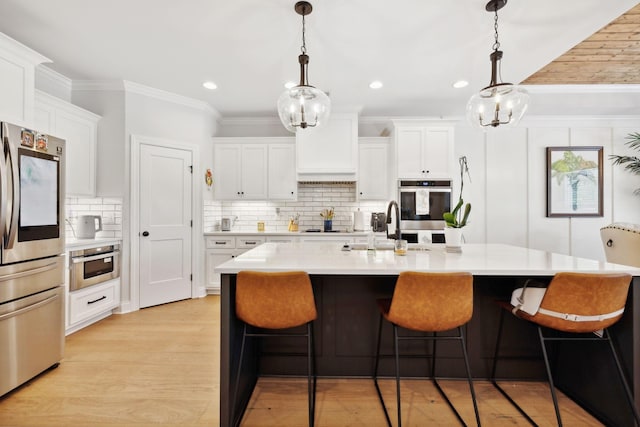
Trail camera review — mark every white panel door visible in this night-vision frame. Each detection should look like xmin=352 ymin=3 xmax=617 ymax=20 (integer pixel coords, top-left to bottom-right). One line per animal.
xmin=139 ymin=144 xmax=192 ymax=308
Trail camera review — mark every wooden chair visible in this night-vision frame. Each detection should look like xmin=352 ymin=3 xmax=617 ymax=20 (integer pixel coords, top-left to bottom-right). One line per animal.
xmin=492 ymin=272 xmax=640 ymax=426
xmin=373 ymin=271 xmax=481 ymax=427
xmin=232 ymin=271 xmax=317 ymax=427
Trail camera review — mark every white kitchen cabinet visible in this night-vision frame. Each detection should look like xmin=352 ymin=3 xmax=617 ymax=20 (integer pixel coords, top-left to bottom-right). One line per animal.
xmin=394 ymin=122 xmax=454 ymax=179
xmin=296 ymin=112 xmax=358 ymax=181
xmin=205 ymin=234 xmax=265 ymax=293
xmin=67 ymin=278 xmax=120 ymax=335
xmin=213 ymin=140 xmax=268 ymax=200
xmin=35 ymin=90 xmax=100 ymax=196
xmin=358 ymin=137 xmax=390 ymax=200
xmin=268 ymin=143 xmax=297 ymax=200
xmin=0 ymin=33 xmax=49 ymax=127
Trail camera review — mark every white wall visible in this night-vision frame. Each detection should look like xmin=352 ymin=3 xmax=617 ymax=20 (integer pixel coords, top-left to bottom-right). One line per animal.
xmin=454 ymin=117 xmax=640 ymax=261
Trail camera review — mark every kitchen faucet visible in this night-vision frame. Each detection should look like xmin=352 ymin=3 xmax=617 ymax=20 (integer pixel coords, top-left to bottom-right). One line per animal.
xmin=386 ymin=200 xmax=401 ymax=240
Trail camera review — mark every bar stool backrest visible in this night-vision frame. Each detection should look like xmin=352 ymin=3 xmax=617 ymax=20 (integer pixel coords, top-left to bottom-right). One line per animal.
xmin=532 ymin=272 xmax=632 ymax=333
xmin=387 ymin=271 xmax=473 ymax=332
xmin=236 ymin=271 xmax=317 ymax=329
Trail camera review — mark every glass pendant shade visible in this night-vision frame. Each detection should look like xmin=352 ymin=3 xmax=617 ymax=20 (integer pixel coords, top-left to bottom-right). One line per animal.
xmin=466 ymin=83 xmax=529 ymax=129
xmin=277 ymin=84 xmax=331 ymax=133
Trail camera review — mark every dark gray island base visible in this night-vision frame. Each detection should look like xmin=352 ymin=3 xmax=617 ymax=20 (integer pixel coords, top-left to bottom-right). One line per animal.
xmin=220 ymin=273 xmax=639 ymax=427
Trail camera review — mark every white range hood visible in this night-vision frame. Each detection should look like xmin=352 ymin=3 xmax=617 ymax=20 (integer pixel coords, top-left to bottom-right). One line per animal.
xmin=296 ymin=113 xmax=358 ymax=182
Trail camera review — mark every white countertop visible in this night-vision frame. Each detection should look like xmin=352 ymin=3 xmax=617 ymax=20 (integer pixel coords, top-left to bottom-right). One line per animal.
xmin=205 ymin=230 xmax=373 ymax=236
xmin=65 ymin=237 xmax=121 ymax=251
xmin=216 ymin=242 xmax=640 ymax=276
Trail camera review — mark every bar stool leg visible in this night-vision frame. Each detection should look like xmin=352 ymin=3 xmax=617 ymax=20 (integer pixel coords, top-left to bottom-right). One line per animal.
xmin=459 ymin=327 xmax=482 ymax=427
xmin=307 ymin=322 xmax=316 ymax=427
xmin=537 ymin=327 xmax=563 ymax=426
xmin=605 ymin=330 xmax=640 ymax=425
xmin=394 ymin=324 xmax=403 ymax=427
xmin=231 ymin=324 xmax=248 ymax=427
xmin=491 ymin=310 xmax=537 ymax=426
xmin=373 ymin=313 xmax=393 ymax=427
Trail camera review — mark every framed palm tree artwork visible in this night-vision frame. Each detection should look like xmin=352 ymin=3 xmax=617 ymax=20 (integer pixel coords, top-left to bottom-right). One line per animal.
xmin=546 ymin=146 xmax=603 ymax=217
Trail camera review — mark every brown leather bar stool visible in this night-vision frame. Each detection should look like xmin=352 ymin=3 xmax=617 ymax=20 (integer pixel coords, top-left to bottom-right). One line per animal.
xmin=373 ymin=271 xmax=481 ymax=427
xmin=492 ymin=272 xmax=640 ymax=427
xmin=232 ymin=271 xmax=317 ymax=427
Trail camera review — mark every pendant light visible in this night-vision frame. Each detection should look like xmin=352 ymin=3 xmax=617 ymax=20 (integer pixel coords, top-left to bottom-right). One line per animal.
xmin=466 ymin=0 xmax=529 ymax=129
xmin=277 ymin=1 xmax=330 ymax=133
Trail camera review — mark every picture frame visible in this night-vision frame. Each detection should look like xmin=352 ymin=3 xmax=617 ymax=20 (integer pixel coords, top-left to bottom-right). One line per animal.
xmin=20 ymin=129 xmax=34 ymax=148
xmin=546 ymin=146 xmax=603 ymax=217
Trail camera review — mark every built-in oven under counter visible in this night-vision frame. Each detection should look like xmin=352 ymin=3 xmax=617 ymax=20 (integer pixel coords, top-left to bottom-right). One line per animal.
xmin=69 ymin=244 xmax=120 ymax=292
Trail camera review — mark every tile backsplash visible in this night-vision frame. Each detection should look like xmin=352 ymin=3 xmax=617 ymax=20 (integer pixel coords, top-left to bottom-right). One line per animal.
xmin=204 ymin=183 xmax=389 ymax=232
xmin=65 ymin=197 xmax=123 ymax=239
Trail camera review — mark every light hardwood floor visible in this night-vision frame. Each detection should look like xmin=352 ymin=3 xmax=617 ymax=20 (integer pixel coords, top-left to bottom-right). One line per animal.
xmin=0 ymin=296 xmax=603 ymax=426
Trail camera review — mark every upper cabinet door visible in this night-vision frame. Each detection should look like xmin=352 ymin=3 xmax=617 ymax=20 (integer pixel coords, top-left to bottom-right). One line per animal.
xmin=0 ymin=33 xmax=49 ymax=127
xmin=396 ymin=127 xmax=426 ymax=178
xmin=240 ymin=144 xmax=268 ymax=199
xmin=213 ymin=144 xmax=242 ymax=200
xmin=268 ymin=143 xmax=297 ymax=200
xmin=395 ymin=123 xmax=454 ymax=179
xmin=358 ymin=138 xmax=390 ymax=200
xmin=35 ymin=91 xmax=100 ymax=197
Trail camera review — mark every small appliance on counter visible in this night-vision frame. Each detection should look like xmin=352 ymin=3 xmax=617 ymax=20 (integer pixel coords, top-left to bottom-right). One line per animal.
xmin=221 ymin=217 xmax=231 ymax=231
xmin=371 ymin=212 xmax=387 ymax=232
xmin=76 ymin=215 xmax=102 ymax=239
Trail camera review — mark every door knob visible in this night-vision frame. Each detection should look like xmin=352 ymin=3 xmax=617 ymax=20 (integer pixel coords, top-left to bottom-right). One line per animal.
xmin=142 ymin=231 xmax=150 ymax=237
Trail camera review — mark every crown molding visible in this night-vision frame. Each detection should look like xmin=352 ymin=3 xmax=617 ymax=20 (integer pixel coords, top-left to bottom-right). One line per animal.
xmin=36 ymin=65 xmax=72 ymax=90
xmin=73 ymin=79 xmax=220 ymax=117
xmin=0 ymin=32 xmax=50 ymax=65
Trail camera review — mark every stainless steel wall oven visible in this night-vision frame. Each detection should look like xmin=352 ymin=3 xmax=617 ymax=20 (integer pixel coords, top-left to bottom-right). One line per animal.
xmin=398 ymin=179 xmax=452 ymax=243
xmin=70 ymin=244 xmax=120 ymax=291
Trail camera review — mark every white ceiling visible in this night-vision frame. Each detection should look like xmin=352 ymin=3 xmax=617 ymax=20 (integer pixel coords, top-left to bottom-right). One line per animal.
xmin=0 ymin=0 xmax=638 ymax=118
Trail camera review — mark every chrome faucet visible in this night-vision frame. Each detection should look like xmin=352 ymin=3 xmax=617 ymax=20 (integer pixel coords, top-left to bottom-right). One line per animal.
xmin=386 ymin=200 xmax=401 ymax=240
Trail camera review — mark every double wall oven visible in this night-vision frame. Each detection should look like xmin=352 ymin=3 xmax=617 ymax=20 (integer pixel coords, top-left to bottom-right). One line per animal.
xmin=398 ymin=179 xmax=451 ymax=244
xmin=0 ymin=122 xmax=65 ymax=397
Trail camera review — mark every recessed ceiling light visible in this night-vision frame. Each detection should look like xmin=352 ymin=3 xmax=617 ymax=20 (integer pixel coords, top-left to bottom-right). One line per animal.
xmin=453 ymin=80 xmax=469 ymax=89
xmin=203 ymin=81 xmax=218 ymax=90
xmin=369 ymin=80 xmax=383 ymax=89
xmin=284 ymin=81 xmax=297 ymax=89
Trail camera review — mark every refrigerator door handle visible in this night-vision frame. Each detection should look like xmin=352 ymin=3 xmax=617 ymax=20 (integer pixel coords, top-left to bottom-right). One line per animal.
xmin=0 ymin=261 xmax=59 ymax=283
xmin=0 ymin=124 xmax=8 ymax=247
xmin=4 ymin=131 xmax=19 ymax=250
xmin=0 ymin=293 xmax=59 ymax=321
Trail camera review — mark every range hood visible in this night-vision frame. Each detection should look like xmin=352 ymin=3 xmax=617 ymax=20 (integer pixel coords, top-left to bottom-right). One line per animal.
xmin=296 ymin=113 xmax=358 ymax=182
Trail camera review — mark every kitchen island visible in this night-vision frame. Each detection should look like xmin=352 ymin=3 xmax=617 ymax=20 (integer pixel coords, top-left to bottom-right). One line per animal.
xmin=218 ymin=242 xmax=640 ymax=427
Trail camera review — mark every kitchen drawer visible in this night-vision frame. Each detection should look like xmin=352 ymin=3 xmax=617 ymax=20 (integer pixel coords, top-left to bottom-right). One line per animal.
xmin=237 ymin=236 xmax=265 ymax=249
xmin=69 ymin=279 xmax=119 ymax=325
xmin=206 ymin=236 xmax=236 ymax=249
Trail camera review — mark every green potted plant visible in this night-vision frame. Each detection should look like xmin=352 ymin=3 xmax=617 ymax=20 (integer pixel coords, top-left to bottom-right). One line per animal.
xmin=443 ymin=156 xmax=472 ymax=249
xmin=610 ymin=132 xmax=640 ymax=196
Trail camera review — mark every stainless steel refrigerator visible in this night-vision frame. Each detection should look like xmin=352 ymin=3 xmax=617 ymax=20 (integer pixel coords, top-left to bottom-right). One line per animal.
xmin=0 ymin=122 xmax=66 ymax=397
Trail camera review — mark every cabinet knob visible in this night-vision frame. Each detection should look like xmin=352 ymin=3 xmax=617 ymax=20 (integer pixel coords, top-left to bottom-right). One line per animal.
xmin=291 ymin=191 xmax=294 ymax=195
xmin=142 ymin=231 xmax=150 ymax=237
xmin=359 ymin=192 xmax=363 ymax=195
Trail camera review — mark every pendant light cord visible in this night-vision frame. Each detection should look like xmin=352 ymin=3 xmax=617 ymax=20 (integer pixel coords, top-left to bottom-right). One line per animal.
xmin=300 ymin=11 xmax=307 ymax=54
